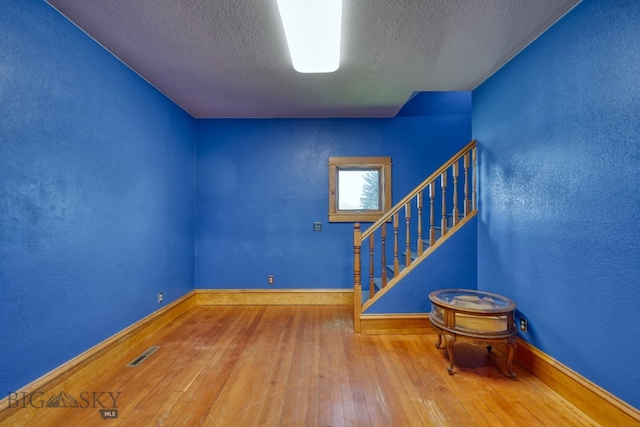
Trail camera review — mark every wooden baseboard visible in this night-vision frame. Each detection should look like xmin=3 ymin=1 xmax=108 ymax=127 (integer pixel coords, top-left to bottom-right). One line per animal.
xmin=358 ymin=313 xmax=434 ymax=334
xmin=0 ymin=291 xmax=196 ymax=424
xmin=194 ymin=289 xmax=353 ymax=306
xmin=515 ymin=339 xmax=640 ymax=426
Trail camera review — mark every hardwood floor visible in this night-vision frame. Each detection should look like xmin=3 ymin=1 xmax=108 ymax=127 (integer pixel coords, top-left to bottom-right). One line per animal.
xmin=13 ymin=305 xmax=598 ymax=426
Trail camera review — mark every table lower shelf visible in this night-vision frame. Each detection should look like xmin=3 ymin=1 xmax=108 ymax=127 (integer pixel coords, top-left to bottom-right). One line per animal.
xmin=432 ymin=324 xmax=517 ymax=380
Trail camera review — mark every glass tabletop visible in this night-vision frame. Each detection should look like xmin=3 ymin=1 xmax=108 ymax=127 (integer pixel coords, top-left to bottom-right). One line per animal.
xmin=429 ymin=288 xmax=516 ymax=312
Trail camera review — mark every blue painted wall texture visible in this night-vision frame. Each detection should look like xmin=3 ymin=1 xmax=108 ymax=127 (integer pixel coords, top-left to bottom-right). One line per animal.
xmin=4 ymin=0 xmax=637 ymax=414
xmin=0 ymin=1 xmax=195 ymax=394
xmin=195 ymin=97 xmax=472 ymax=291
xmin=473 ymin=0 xmax=640 ymax=409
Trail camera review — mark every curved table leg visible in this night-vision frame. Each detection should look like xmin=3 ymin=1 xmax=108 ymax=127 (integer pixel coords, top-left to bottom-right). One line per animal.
xmin=435 ymin=333 xmax=443 ymax=349
xmin=506 ymin=337 xmax=517 ymax=380
xmin=444 ymin=334 xmax=457 ymax=375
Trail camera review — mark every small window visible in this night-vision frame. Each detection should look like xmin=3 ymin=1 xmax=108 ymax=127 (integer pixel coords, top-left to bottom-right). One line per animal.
xmin=328 ymin=157 xmax=392 ymax=222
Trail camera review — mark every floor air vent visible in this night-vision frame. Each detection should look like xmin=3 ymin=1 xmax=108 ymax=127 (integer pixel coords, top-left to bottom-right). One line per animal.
xmin=127 ymin=346 xmax=160 ymax=367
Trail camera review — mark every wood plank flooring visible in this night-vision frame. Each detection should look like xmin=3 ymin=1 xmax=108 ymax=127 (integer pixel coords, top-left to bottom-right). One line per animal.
xmin=11 ymin=306 xmax=598 ymax=426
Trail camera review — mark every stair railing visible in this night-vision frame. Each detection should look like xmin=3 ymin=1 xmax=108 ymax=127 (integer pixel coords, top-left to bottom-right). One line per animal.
xmin=353 ymin=139 xmax=477 ymax=331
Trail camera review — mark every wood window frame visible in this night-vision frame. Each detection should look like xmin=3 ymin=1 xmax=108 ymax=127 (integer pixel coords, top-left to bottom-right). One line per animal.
xmin=328 ymin=156 xmax=392 ymax=223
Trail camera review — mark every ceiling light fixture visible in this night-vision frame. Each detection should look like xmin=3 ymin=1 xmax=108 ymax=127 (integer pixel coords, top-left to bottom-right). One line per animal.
xmin=276 ymin=0 xmax=342 ymax=73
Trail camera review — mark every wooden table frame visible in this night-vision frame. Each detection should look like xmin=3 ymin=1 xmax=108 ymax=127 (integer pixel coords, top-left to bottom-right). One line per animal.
xmin=429 ymin=289 xmax=517 ymax=379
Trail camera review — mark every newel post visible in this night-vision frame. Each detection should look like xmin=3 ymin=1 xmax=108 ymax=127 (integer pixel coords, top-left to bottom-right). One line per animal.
xmin=353 ymin=223 xmax=362 ymax=333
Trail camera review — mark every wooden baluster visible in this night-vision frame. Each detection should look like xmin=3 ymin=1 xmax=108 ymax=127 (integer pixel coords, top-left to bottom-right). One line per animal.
xmin=429 ymin=183 xmax=436 ymax=246
xmin=417 ymin=192 xmax=423 ymax=256
xmin=452 ymin=161 xmax=459 ymax=226
xmin=441 ymin=170 xmax=448 ymax=236
xmin=464 ymin=152 xmax=470 ymax=216
xmin=369 ymin=234 xmax=375 ymax=299
xmin=473 ymin=146 xmax=477 ymax=211
xmin=393 ymin=214 xmax=399 ymax=276
xmin=381 ymin=223 xmax=387 ymax=287
xmin=405 ymin=202 xmax=411 ymax=267
xmin=353 ymin=223 xmax=362 ymax=331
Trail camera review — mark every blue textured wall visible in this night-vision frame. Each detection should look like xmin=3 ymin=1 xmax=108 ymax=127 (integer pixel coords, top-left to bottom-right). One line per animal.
xmin=473 ymin=0 xmax=640 ymax=409
xmin=196 ymin=93 xmax=472 ymax=290
xmin=14 ymin=0 xmax=639 ymax=413
xmin=0 ymin=1 xmax=195 ymax=394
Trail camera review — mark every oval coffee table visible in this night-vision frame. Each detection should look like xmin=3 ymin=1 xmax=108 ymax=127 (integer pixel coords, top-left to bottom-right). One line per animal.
xmin=429 ymin=288 xmax=517 ymax=379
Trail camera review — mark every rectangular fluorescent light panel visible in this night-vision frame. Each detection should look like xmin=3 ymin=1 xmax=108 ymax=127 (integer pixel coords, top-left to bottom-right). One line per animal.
xmin=276 ymin=0 xmax=342 ymax=73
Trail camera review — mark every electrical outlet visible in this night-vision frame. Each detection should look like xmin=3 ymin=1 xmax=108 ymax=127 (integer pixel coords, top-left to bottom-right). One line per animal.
xmin=268 ymin=275 xmax=274 ymax=285
xmin=519 ymin=317 xmax=527 ymax=332
xmin=158 ymin=292 xmax=163 ymax=303
xmin=313 ymin=222 xmax=322 ymax=231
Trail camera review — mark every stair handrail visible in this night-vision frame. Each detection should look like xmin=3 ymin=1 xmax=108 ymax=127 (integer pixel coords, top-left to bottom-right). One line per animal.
xmin=361 ymin=139 xmax=476 ymax=241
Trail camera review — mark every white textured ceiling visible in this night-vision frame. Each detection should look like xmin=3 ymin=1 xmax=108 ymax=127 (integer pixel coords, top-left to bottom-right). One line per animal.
xmin=46 ymin=0 xmax=580 ymax=118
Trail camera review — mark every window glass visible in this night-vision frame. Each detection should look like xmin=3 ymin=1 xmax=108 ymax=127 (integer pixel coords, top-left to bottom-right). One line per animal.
xmin=338 ymin=170 xmax=379 ymax=210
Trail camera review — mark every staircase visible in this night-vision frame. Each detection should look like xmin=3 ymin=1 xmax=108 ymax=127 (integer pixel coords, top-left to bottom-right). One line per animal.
xmin=353 ymin=139 xmax=477 ymax=332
